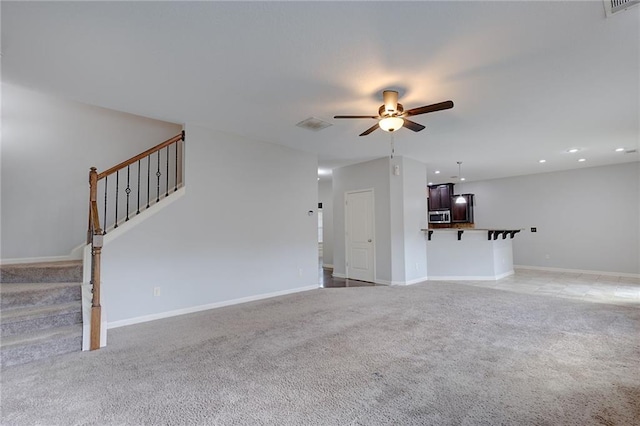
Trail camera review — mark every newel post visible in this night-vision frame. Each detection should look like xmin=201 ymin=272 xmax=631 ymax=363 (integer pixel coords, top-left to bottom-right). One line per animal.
xmin=88 ymin=167 xmax=103 ymax=350
xmin=90 ymin=242 xmax=102 ymax=350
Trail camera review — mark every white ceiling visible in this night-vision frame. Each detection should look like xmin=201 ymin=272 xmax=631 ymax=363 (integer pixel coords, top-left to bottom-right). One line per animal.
xmin=2 ymin=1 xmax=639 ymax=183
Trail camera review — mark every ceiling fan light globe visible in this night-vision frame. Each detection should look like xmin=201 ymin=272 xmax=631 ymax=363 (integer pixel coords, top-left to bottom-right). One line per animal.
xmin=379 ymin=116 xmax=404 ymax=132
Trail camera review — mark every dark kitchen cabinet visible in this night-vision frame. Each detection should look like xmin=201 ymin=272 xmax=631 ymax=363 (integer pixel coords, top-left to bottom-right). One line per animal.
xmin=452 ymin=194 xmax=474 ymax=223
xmin=428 ymin=183 xmax=454 ymax=211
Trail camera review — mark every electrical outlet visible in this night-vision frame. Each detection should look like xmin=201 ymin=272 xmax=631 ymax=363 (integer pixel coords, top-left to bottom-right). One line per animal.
xmin=153 ymin=287 xmax=161 ymax=297
xmin=415 ymin=262 xmax=419 ymax=271
xmin=545 ymin=254 xmax=550 ymax=259
xmin=298 ymin=268 xmax=303 ymax=277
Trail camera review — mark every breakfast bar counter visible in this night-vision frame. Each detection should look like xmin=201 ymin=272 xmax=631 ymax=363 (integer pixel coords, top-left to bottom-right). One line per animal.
xmin=421 ymin=228 xmax=522 ymax=281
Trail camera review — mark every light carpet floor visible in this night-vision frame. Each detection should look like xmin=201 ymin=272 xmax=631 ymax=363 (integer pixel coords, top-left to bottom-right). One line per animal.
xmin=1 ymin=280 xmax=639 ymax=425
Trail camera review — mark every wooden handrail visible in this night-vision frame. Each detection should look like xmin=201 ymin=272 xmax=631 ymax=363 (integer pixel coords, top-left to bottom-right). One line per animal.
xmin=87 ymin=167 xmax=99 ymax=244
xmin=90 ymin=202 xmax=102 ymax=235
xmin=86 ymin=131 xmax=185 ymax=350
xmin=97 ymin=132 xmax=184 ymax=180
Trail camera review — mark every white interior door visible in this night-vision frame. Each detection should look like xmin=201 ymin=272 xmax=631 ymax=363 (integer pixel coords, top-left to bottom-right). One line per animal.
xmin=346 ymin=190 xmax=375 ymax=282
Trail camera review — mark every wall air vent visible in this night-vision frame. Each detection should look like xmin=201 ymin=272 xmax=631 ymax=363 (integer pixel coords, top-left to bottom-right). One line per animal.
xmin=296 ymin=117 xmax=332 ymax=132
xmin=604 ymin=0 xmax=640 ymax=16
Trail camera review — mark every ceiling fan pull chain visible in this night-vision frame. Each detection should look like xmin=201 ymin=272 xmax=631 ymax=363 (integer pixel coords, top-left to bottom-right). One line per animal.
xmin=390 ymin=134 xmax=395 ymax=159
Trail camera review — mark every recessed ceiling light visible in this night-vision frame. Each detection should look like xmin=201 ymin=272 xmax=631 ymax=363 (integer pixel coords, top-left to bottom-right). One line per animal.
xmin=428 ymin=182 xmax=433 ymax=185
xmin=434 ymin=170 xmax=440 ymax=174
xmin=568 ymin=148 xmax=579 ymax=153
xmin=460 ymin=177 xmax=466 ymax=181
xmin=578 ymin=158 xmax=586 ymax=162
xmin=539 ymin=159 xmax=546 ymax=163
xmin=615 ymin=148 xmax=625 ymax=152
xmin=317 ymin=168 xmax=332 ymax=176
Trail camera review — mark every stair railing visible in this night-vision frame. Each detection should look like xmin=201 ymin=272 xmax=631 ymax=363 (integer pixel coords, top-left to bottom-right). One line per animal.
xmin=87 ymin=131 xmax=185 ymax=350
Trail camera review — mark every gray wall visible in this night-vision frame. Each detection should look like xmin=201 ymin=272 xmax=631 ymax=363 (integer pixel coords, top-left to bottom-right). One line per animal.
xmin=1 ymin=83 xmax=182 ymax=260
xmin=318 ymin=178 xmax=333 ymax=267
xmin=102 ymin=124 xmax=319 ymax=323
xmin=400 ymin=157 xmax=428 ymax=282
xmin=333 ymin=158 xmax=391 ymax=282
xmin=463 ymin=162 xmax=639 ymax=274
xmin=2 ymin=84 xmax=320 ymax=324
xmin=332 ymin=156 xmax=428 ymax=284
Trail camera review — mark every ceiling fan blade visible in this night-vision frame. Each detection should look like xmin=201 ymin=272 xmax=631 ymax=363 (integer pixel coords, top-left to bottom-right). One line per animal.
xmin=359 ymin=123 xmax=380 ymax=136
xmin=403 ymin=119 xmax=426 ymax=132
xmin=405 ymin=100 xmax=454 ymax=117
xmin=334 ymin=115 xmax=378 ymax=119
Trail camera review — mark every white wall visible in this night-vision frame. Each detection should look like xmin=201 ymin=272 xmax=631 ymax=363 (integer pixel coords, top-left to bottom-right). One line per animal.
xmin=463 ymin=162 xmax=640 ymax=275
xmin=101 ymin=124 xmax=319 ymax=324
xmin=1 ymin=83 xmax=182 ymax=260
xmin=318 ymin=178 xmax=333 ymax=267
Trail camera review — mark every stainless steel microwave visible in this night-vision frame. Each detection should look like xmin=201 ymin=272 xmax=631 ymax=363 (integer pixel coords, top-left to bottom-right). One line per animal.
xmin=429 ymin=210 xmax=451 ymax=224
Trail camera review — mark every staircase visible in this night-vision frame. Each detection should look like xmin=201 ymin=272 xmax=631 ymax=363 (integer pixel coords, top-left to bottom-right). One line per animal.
xmin=0 ymin=261 xmax=83 ymax=368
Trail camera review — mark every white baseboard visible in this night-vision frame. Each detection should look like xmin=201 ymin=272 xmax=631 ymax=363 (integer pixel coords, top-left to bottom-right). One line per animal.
xmin=327 ymin=273 xmax=427 ymax=286
xmin=404 ymin=276 xmax=430 ymax=285
xmin=514 ymin=265 xmax=640 ymax=279
xmin=107 ymin=284 xmax=319 ymax=329
xmin=374 ymin=276 xmax=428 ymax=286
xmin=428 ymin=270 xmax=514 ymax=281
xmin=322 ymin=264 xmax=334 ymax=269
xmin=0 ymin=254 xmax=82 ymax=265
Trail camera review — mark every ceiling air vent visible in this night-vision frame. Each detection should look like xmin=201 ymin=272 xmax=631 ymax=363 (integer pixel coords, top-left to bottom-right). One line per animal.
xmin=296 ymin=117 xmax=332 ymax=132
xmin=604 ymin=0 xmax=640 ymax=16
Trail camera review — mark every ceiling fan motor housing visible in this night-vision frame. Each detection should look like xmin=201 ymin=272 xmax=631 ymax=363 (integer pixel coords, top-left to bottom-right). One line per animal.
xmin=379 ymin=103 xmax=404 ymax=118
xmin=383 ymin=90 xmax=400 ymax=113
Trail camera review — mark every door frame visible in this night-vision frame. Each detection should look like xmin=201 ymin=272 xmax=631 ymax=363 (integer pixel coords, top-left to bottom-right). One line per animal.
xmin=344 ymin=188 xmax=376 ymax=282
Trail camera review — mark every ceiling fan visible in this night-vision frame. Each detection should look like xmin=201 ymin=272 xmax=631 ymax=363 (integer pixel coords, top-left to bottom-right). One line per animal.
xmin=334 ymin=90 xmax=454 ymax=136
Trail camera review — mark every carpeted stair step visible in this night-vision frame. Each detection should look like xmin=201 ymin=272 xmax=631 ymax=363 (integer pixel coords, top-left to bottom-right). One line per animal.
xmin=1 ymin=301 xmax=82 ymax=337
xmin=0 ymin=324 xmax=83 ymax=368
xmin=0 ymin=282 xmax=81 ymax=310
xmin=0 ymin=260 xmax=83 ymax=283
xmin=0 ymin=260 xmax=84 ymax=368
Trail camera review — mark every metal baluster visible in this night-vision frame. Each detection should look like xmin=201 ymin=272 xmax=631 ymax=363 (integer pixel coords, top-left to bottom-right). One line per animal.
xmin=114 ymin=171 xmax=119 ymax=228
xmin=165 ymin=146 xmax=169 ymax=197
xmin=147 ymin=156 xmax=151 ymax=209
xmin=125 ymin=165 xmax=131 ymax=221
xmin=103 ymin=176 xmax=108 ymax=235
xmin=136 ymin=160 xmax=141 ymax=215
xmin=174 ymin=141 xmax=178 ymax=192
xmin=156 ymin=151 xmax=161 ymax=202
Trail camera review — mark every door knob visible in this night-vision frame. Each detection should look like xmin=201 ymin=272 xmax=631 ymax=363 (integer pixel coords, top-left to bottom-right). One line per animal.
xmin=368 ymin=239 xmax=372 ymax=242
